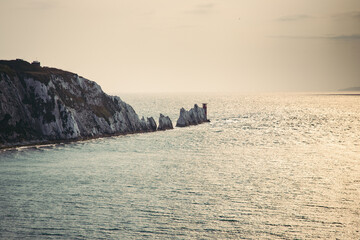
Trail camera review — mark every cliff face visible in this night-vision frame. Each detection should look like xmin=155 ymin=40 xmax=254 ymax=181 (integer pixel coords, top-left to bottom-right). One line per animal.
xmin=0 ymin=59 xmax=156 ymax=148
xmin=176 ymin=104 xmax=208 ymax=127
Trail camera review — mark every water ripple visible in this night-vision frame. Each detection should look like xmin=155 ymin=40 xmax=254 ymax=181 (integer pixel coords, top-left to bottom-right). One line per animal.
xmin=1 ymin=93 xmax=359 ymax=239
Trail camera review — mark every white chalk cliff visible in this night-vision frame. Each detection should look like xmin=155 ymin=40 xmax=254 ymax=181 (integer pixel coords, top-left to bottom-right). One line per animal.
xmin=0 ymin=59 xmax=157 ymax=148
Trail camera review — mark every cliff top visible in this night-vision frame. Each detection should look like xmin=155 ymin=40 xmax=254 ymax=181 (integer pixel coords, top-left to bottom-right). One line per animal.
xmin=0 ymin=59 xmax=76 ymax=84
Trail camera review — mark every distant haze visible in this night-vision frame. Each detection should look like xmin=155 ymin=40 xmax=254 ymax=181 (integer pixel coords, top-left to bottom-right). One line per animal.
xmin=1 ymin=0 xmax=359 ymax=93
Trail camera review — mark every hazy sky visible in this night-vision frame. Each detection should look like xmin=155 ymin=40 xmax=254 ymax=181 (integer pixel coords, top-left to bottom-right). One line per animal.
xmin=1 ymin=0 xmax=359 ymax=93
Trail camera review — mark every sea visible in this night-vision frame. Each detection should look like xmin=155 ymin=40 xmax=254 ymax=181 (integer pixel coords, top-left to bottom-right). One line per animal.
xmin=0 ymin=93 xmax=359 ymax=239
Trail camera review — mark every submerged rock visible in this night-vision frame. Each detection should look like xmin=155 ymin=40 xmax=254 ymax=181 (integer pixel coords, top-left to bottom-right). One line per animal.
xmin=0 ymin=59 xmax=157 ymax=148
xmin=176 ymin=104 xmax=209 ymax=127
xmin=157 ymin=114 xmax=173 ymax=131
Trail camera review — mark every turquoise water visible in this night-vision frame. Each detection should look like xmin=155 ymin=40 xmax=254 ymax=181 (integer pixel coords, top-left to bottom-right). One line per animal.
xmin=1 ymin=93 xmax=359 ymax=239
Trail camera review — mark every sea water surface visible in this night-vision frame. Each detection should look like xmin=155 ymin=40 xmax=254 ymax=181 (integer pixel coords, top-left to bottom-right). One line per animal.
xmin=0 ymin=93 xmax=359 ymax=239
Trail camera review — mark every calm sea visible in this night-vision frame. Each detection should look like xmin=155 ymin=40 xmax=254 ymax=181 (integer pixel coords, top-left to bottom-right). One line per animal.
xmin=0 ymin=93 xmax=359 ymax=239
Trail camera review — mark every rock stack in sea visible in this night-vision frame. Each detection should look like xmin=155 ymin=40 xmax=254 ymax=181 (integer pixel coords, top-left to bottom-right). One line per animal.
xmin=140 ymin=117 xmax=157 ymax=132
xmin=0 ymin=59 xmax=159 ymax=148
xmin=157 ymin=114 xmax=173 ymax=131
xmin=176 ymin=104 xmax=209 ymax=127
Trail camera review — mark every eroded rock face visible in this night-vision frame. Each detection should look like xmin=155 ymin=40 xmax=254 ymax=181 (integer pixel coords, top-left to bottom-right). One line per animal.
xmin=140 ymin=116 xmax=157 ymax=132
xmin=176 ymin=104 xmax=208 ymax=127
xmin=0 ymin=59 xmax=157 ymax=148
xmin=157 ymin=114 xmax=173 ymax=131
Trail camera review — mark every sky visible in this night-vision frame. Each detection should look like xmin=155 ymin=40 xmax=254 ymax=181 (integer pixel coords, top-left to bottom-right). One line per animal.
xmin=0 ymin=0 xmax=359 ymax=93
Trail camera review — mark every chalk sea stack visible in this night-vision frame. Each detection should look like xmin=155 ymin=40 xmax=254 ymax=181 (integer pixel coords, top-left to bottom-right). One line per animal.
xmin=157 ymin=114 xmax=173 ymax=131
xmin=0 ymin=59 xmax=157 ymax=148
xmin=176 ymin=104 xmax=209 ymax=127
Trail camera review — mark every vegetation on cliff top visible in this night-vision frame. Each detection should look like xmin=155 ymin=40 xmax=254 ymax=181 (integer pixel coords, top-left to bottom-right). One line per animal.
xmin=0 ymin=59 xmax=74 ymax=85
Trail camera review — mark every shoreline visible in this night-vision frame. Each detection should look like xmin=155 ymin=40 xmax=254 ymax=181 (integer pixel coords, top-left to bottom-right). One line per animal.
xmin=0 ymin=130 xmax=156 ymax=151
xmin=0 ymin=120 xmax=211 ymax=152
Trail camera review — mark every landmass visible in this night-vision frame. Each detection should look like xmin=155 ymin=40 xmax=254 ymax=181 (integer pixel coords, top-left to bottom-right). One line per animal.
xmin=0 ymin=59 xmax=211 ymax=149
xmin=338 ymin=87 xmax=360 ymax=91
xmin=0 ymin=59 xmax=171 ymax=149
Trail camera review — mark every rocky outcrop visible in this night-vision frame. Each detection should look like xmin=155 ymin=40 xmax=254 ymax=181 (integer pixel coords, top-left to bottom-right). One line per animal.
xmin=140 ymin=116 xmax=157 ymax=132
xmin=176 ymin=104 xmax=209 ymax=127
xmin=157 ymin=114 xmax=173 ymax=131
xmin=0 ymin=59 xmax=158 ymax=148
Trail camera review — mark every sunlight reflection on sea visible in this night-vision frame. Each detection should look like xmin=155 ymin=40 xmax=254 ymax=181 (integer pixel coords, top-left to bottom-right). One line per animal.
xmin=1 ymin=93 xmax=359 ymax=239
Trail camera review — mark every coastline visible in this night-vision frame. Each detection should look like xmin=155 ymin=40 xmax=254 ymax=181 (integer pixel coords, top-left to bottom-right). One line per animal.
xmin=0 ymin=119 xmax=211 ymax=151
xmin=0 ymin=129 xmax=157 ymax=151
